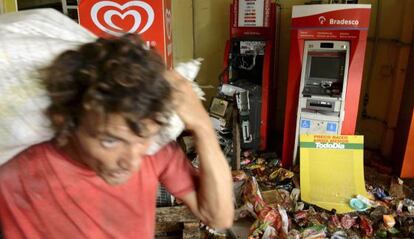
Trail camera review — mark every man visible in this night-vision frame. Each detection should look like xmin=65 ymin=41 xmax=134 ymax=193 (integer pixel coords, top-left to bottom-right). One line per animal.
xmin=0 ymin=34 xmax=234 ymax=238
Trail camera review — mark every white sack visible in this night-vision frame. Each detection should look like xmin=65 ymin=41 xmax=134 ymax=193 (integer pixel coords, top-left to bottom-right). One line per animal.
xmin=0 ymin=9 xmax=96 ymax=164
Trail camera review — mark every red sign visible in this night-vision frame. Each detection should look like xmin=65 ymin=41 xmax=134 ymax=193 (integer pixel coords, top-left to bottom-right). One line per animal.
xmin=79 ymin=0 xmax=173 ymax=68
xmin=291 ymin=5 xmax=370 ymax=29
xmin=233 ymin=0 xmax=271 ymax=27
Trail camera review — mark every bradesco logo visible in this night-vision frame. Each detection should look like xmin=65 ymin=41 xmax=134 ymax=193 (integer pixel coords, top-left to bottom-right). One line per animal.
xmin=315 ymin=142 xmax=345 ymax=149
xmin=329 ymin=18 xmax=359 ymax=26
xmin=90 ymin=1 xmax=155 ymax=36
xmin=318 ymin=16 xmax=327 ymax=24
xmin=319 ymin=15 xmax=359 ymax=26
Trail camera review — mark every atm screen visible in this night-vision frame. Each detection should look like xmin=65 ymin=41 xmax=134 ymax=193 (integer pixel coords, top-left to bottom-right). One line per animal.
xmin=309 ymin=56 xmax=344 ymax=80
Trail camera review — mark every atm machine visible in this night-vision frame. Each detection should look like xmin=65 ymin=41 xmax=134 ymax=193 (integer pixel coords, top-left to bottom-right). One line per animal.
xmin=293 ymin=40 xmax=350 ymax=159
xmin=220 ymin=0 xmax=280 ymax=151
xmin=282 ymin=4 xmax=371 ymax=167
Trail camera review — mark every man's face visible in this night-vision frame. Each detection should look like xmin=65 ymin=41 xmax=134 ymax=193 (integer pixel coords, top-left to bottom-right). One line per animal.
xmin=71 ymin=112 xmax=161 ymax=185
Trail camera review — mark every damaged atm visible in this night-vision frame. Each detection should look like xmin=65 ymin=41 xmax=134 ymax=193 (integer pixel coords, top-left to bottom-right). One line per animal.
xmin=282 ymin=4 xmax=371 ymax=167
xmin=214 ymin=0 xmax=280 ymax=152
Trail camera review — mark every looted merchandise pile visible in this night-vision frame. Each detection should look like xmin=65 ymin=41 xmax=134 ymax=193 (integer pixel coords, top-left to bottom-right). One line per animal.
xmin=229 ymin=152 xmax=414 ymax=239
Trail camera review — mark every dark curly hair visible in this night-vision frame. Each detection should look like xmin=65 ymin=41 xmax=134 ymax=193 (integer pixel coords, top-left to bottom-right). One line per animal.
xmin=42 ymin=34 xmax=172 ymax=142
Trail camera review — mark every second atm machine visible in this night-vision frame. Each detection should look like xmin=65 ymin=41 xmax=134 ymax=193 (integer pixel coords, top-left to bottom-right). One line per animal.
xmin=282 ymin=4 xmax=371 ymax=167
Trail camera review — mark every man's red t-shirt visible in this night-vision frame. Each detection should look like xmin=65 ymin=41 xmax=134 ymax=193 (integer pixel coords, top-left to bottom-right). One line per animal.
xmin=0 ymin=141 xmax=197 ymax=239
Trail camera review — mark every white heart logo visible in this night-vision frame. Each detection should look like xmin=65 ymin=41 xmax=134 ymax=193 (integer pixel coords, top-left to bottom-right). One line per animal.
xmin=91 ymin=1 xmax=155 ymax=36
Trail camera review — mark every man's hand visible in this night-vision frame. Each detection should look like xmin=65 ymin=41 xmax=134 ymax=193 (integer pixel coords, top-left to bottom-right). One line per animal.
xmin=164 ymin=71 xmax=211 ymax=131
xmin=164 ymin=70 xmax=234 ymax=229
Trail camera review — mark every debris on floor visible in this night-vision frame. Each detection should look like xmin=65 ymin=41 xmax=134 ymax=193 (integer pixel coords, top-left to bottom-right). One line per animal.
xmin=222 ymin=151 xmax=414 ymax=239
